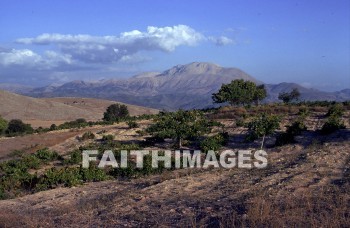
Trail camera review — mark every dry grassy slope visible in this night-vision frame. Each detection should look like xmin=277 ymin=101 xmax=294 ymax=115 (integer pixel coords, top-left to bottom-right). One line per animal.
xmin=0 ymin=90 xmax=158 ymax=127
xmin=0 ymin=135 xmax=349 ymax=227
xmin=0 ymin=107 xmax=349 ymax=226
xmin=43 ymin=97 xmax=158 ymax=117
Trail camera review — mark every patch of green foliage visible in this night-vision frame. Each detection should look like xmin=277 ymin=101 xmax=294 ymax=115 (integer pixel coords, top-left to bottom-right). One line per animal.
xmin=212 ymin=79 xmax=267 ymax=106
xmin=320 ymin=115 xmax=346 ymax=135
xmin=275 ymin=120 xmax=307 ymax=146
xmin=0 ymin=116 xmax=8 ymax=135
xmin=278 ymin=88 xmax=301 ymax=104
xmin=320 ymin=105 xmax=346 ymax=135
xmin=245 ymin=113 xmax=281 ymax=142
xmin=5 ymin=119 xmax=34 ymax=136
xmin=200 ymin=132 xmax=229 ymax=152
xmin=127 ymin=120 xmax=139 ymax=129
xmin=146 ymin=110 xmax=219 ymax=148
xmin=103 ymin=104 xmax=129 ymax=122
xmin=81 ymin=131 xmax=95 ymax=140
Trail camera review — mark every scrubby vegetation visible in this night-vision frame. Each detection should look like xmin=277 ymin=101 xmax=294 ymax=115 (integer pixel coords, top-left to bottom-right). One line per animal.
xmin=103 ymin=104 xmax=129 ymax=122
xmin=5 ymin=119 xmax=34 ymax=136
xmin=245 ymin=113 xmax=281 ymax=148
xmin=146 ymin=110 xmax=222 ymax=148
xmin=1 ymin=81 xmax=350 ymax=227
xmin=212 ymin=79 xmax=267 ymax=106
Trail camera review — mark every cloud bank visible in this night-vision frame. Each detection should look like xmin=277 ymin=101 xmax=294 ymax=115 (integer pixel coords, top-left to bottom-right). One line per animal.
xmin=0 ymin=25 xmax=234 ymax=85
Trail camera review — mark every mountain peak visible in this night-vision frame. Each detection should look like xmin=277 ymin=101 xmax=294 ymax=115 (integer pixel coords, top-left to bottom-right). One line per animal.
xmin=161 ymin=62 xmax=221 ymax=76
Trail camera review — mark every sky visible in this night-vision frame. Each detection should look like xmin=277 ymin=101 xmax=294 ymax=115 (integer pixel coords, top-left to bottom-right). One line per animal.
xmin=0 ymin=0 xmax=349 ymax=91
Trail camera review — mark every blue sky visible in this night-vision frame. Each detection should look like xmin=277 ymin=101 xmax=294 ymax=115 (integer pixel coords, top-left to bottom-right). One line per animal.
xmin=0 ymin=0 xmax=349 ymax=91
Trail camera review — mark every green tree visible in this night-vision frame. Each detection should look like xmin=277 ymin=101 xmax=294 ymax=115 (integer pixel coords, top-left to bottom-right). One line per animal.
xmin=246 ymin=113 xmax=280 ymax=148
xmin=103 ymin=104 xmax=129 ymax=122
xmin=146 ymin=110 xmax=216 ymax=148
xmin=278 ymin=88 xmax=301 ymax=104
xmin=5 ymin=119 xmax=33 ymax=136
xmin=212 ymin=79 xmax=267 ymax=106
xmin=0 ymin=116 xmax=8 ymax=134
xmin=254 ymin=84 xmax=267 ymax=105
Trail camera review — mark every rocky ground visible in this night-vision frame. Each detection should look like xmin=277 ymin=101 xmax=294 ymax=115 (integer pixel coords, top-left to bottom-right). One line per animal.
xmin=0 ymin=122 xmax=349 ymax=227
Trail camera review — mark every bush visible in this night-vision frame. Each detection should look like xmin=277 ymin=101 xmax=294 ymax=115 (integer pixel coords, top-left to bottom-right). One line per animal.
xmin=49 ymin=124 xmax=58 ymax=131
xmin=297 ymin=107 xmax=310 ymax=118
xmin=246 ymin=113 xmax=280 ymax=142
xmin=58 ymin=119 xmax=88 ymax=129
xmin=64 ymin=149 xmax=82 ymax=165
xmin=81 ymin=131 xmax=95 ymax=140
xmin=35 ymin=148 xmax=60 ymax=161
xmin=136 ymin=130 xmax=147 ymax=136
xmin=102 ymin=134 xmax=115 ymax=142
xmin=235 ymin=118 xmax=245 ymax=127
xmin=275 ymin=120 xmax=307 ymax=146
xmin=320 ymin=115 xmax=346 ymax=135
xmin=200 ymin=132 xmax=229 ymax=152
xmin=103 ymin=104 xmax=129 ymax=122
xmin=286 ymin=121 xmax=307 ymax=136
xmin=326 ymin=104 xmax=344 ymax=118
xmin=0 ymin=116 xmax=8 ymax=135
xmin=127 ymin=121 xmax=139 ymax=129
xmin=5 ymin=119 xmax=33 ymax=136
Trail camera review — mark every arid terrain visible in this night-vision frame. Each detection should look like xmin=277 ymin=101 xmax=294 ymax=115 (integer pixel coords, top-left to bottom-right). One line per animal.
xmin=0 ymin=90 xmax=158 ymax=128
xmin=0 ymin=104 xmax=349 ymax=227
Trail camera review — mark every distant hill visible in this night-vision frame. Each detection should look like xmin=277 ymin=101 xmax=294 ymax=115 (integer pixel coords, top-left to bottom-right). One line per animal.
xmin=0 ymin=90 xmax=158 ymax=127
xmin=13 ymin=62 xmax=350 ymax=110
xmin=265 ymin=83 xmax=350 ymax=102
xmin=25 ymin=62 xmax=260 ymax=110
xmin=0 ymin=83 xmax=33 ymax=94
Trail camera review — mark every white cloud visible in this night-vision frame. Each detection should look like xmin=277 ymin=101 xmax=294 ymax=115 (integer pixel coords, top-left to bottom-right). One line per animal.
xmin=16 ymin=25 xmax=204 ymax=64
xmin=0 ymin=48 xmax=73 ymax=72
xmin=209 ymin=36 xmax=235 ymax=46
xmin=0 ymin=49 xmax=42 ymax=66
xmin=0 ymin=25 xmax=236 ymax=84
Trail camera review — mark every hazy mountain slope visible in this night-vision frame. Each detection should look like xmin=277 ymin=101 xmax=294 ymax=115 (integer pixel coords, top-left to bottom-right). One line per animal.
xmin=265 ymin=83 xmax=350 ymax=102
xmin=20 ymin=62 xmax=350 ymax=110
xmin=0 ymin=83 xmax=34 ymax=94
xmin=25 ymin=62 xmax=259 ymax=110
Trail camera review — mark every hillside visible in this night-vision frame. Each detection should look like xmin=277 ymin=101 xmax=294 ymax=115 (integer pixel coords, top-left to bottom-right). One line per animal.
xmin=22 ymin=62 xmax=350 ymax=110
xmin=0 ymin=106 xmax=349 ymax=226
xmin=25 ymin=62 xmax=259 ymax=110
xmin=0 ymin=90 xmax=158 ymax=127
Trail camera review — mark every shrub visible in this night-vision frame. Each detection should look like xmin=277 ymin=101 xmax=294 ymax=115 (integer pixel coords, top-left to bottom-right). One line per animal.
xmin=5 ymin=119 xmax=33 ymax=136
xmin=0 ymin=116 xmax=8 ymax=135
xmin=286 ymin=121 xmax=307 ymax=136
xmin=103 ymin=104 xmax=129 ymax=122
xmin=146 ymin=110 xmax=214 ymax=148
xmin=235 ymin=118 xmax=245 ymax=127
xmin=246 ymin=113 xmax=280 ymax=142
xmin=64 ymin=149 xmax=82 ymax=165
xmin=278 ymin=88 xmax=301 ymax=104
xmin=275 ymin=120 xmax=307 ymax=146
xmin=127 ymin=120 xmax=139 ymax=129
xmin=49 ymin=124 xmax=58 ymax=131
xmin=79 ymin=166 xmax=109 ymax=182
xmin=102 ymin=134 xmax=115 ymax=142
xmin=35 ymin=148 xmax=59 ymax=161
xmin=297 ymin=107 xmax=310 ymax=118
xmin=136 ymin=130 xmax=147 ymax=136
xmin=326 ymin=104 xmax=344 ymax=118
xmin=200 ymin=132 xmax=229 ymax=152
xmin=320 ymin=115 xmax=345 ymax=135
xmin=81 ymin=131 xmax=95 ymax=140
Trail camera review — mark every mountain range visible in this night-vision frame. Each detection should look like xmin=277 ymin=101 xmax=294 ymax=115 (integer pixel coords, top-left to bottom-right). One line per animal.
xmin=4 ymin=62 xmax=350 ymax=110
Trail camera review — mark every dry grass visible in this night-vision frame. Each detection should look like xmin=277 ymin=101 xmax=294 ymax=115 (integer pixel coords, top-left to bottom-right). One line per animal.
xmin=0 ymin=90 xmax=158 ymax=128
